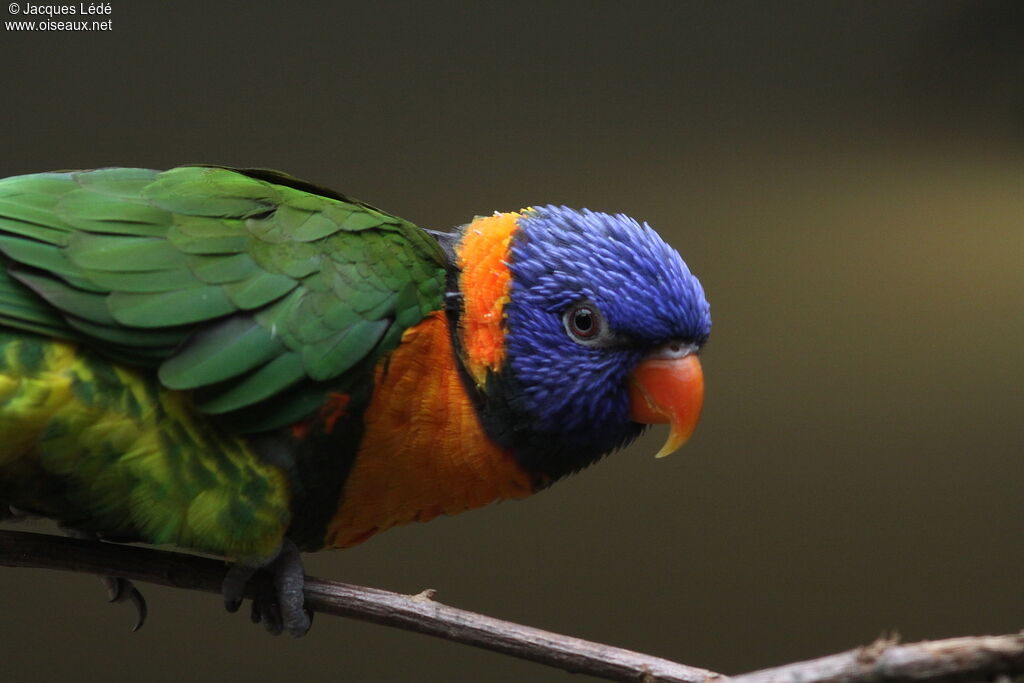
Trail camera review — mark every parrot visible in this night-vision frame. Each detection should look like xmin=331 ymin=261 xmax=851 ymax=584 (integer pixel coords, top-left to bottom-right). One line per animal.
xmin=0 ymin=165 xmax=710 ymax=636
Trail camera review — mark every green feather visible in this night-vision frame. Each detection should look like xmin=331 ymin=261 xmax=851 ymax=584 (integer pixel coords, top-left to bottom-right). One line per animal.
xmin=220 ymin=387 xmax=329 ymax=432
xmin=12 ymin=270 xmax=116 ymax=325
xmin=360 ymin=290 xmax=401 ymax=320
xmin=0 ymin=235 xmax=75 ymax=276
xmin=0 ymin=314 xmax=71 ymax=339
xmin=276 ymin=247 xmax=321 ymax=279
xmin=143 ymin=167 xmax=277 ymax=217
xmin=109 ymin=287 xmax=235 ymax=327
xmin=0 ymin=172 xmax=76 ymax=196
xmin=342 ymin=209 xmax=391 ymax=232
xmin=252 ymin=288 xmax=304 ymax=348
xmin=159 ymin=316 xmax=285 ymax=389
xmin=172 ymin=216 xmax=248 ymax=239
xmin=64 ymin=314 xmax=189 ymax=349
xmin=0 ymin=216 xmax=71 ymax=245
xmin=290 ymin=308 xmax=338 ymax=345
xmin=293 ymin=296 xmax=359 ymax=344
xmin=78 ymin=267 xmax=199 ymax=293
xmin=301 ymin=318 xmax=389 ymax=381
xmin=67 ymin=234 xmax=188 ymax=271
xmin=57 ymin=192 xmax=169 ymax=236
xmin=168 ymin=221 xmax=251 ymax=254
xmin=72 ymin=167 xmax=160 ymax=198
xmin=0 ymin=196 xmax=73 ymax=231
xmin=0 ymin=271 xmax=71 ymax=332
xmin=197 ymin=352 xmax=306 ymax=414
xmin=187 ymin=253 xmax=262 ymax=284
xmin=272 ymin=204 xmax=345 ymax=242
xmin=0 ymin=296 xmax=64 ymax=328
xmin=222 ymin=272 xmax=297 ymax=310
xmin=393 ymin=281 xmax=426 ymax=328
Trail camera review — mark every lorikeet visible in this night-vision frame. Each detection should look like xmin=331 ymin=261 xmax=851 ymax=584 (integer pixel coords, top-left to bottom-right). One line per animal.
xmin=0 ymin=166 xmax=710 ymax=635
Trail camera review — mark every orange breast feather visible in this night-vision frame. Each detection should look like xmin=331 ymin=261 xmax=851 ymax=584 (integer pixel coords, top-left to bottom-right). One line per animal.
xmin=325 ymin=311 xmax=534 ymax=548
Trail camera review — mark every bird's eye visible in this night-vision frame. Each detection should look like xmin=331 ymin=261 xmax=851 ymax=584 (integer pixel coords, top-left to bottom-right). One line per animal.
xmin=563 ymin=303 xmax=603 ymax=342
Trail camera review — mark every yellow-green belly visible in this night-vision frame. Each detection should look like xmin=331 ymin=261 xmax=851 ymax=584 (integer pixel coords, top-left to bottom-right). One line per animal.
xmin=0 ymin=333 xmax=290 ymax=560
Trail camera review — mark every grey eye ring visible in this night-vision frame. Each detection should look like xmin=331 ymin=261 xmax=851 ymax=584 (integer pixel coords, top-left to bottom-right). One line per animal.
xmin=563 ymin=303 xmax=602 ymax=342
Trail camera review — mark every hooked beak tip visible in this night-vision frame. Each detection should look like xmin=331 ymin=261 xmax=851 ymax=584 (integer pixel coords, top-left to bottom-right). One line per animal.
xmin=628 ymin=353 xmax=704 ymax=458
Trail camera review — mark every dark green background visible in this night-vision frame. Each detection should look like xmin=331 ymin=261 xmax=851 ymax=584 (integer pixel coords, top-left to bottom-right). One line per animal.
xmin=1 ymin=2 xmax=1021 ymax=681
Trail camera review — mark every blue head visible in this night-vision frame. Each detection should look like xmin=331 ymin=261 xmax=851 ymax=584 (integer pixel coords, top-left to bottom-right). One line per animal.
xmin=467 ymin=205 xmax=711 ymax=482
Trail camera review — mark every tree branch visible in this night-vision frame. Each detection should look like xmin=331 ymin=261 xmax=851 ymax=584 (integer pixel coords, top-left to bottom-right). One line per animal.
xmin=732 ymin=634 xmax=1024 ymax=683
xmin=0 ymin=529 xmax=718 ymax=682
xmin=1 ymin=530 xmax=1020 ymax=683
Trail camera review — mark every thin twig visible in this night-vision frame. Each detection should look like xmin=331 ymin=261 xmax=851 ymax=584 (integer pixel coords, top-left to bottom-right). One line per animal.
xmin=1 ymin=530 xmax=1021 ymax=683
xmin=733 ymin=633 xmax=1024 ymax=683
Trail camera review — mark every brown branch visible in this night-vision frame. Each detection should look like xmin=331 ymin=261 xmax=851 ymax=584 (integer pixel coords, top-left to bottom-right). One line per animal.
xmin=1 ymin=530 xmax=1021 ymax=683
xmin=0 ymin=529 xmax=718 ymax=682
xmin=733 ymin=634 xmax=1024 ymax=683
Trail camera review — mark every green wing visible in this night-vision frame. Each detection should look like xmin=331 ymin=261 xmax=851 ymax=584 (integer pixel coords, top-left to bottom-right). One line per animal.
xmin=0 ymin=166 xmax=448 ymax=431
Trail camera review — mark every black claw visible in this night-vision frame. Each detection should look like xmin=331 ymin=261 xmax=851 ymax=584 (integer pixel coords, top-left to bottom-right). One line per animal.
xmin=223 ymin=563 xmax=257 ymax=615
xmin=251 ymin=587 xmax=283 ymax=635
xmin=60 ymin=530 xmax=149 ymax=632
xmin=102 ymin=576 xmax=125 ymax=603
xmin=264 ymin=609 xmax=283 ymax=636
xmin=128 ymin=590 xmax=148 ymax=632
xmin=100 ymin=576 xmax=148 ymax=632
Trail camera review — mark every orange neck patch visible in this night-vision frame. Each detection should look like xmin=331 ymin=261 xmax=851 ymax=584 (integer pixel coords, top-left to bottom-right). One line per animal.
xmin=454 ymin=212 xmax=520 ymax=386
xmin=324 ymin=311 xmax=535 ymax=549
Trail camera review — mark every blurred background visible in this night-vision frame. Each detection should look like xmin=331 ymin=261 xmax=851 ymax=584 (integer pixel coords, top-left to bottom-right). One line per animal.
xmin=0 ymin=1 xmax=1021 ymax=681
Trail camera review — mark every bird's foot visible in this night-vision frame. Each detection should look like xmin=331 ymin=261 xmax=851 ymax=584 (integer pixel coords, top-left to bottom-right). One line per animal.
xmin=223 ymin=538 xmax=311 ymax=637
xmin=61 ymin=528 xmax=148 ymax=631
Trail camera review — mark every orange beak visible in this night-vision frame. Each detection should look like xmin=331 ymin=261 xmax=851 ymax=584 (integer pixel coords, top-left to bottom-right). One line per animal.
xmin=628 ymin=350 xmax=704 ymax=458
